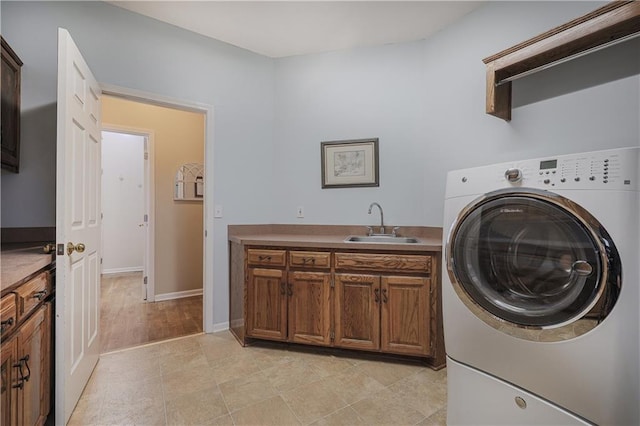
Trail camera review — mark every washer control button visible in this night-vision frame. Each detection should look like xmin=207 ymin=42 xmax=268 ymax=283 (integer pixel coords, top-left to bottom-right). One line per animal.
xmin=543 ymin=179 xmax=550 ymax=184
xmin=574 ymin=177 xmax=580 ymax=182
xmin=560 ymin=178 xmax=566 ymax=183
xmin=589 ymin=176 xmax=595 ymax=181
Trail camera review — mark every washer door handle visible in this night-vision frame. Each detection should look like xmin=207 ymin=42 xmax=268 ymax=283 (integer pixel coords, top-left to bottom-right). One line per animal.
xmin=572 ymin=260 xmax=593 ymax=276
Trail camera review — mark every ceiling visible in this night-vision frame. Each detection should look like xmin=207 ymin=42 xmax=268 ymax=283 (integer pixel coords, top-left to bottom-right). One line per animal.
xmin=108 ymin=1 xmax=484 ymax=58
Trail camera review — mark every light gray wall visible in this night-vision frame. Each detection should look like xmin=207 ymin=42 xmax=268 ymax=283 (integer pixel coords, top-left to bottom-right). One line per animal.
xmin=0 ymin=1 xmax=276 ymax=326
xmin=272 ymin=1 xmax=640 ymax=228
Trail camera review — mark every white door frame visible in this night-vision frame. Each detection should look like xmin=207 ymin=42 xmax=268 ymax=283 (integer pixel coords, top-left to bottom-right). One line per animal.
xmin=101 ymin=83 xmax=215 ymax=333
xmin=101 ymin=125 xmax=156 ymax=301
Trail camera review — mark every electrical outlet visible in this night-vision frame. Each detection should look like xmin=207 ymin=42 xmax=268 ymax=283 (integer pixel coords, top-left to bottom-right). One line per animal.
xmin=214 ymin=205 xmax=223 ymax=218
xmin=296 ymin=206 xmax=304 ymax=218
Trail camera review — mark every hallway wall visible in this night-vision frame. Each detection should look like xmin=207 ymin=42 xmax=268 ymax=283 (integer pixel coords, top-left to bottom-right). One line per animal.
xmin=102 ymin=96 xmax=205 ymax=298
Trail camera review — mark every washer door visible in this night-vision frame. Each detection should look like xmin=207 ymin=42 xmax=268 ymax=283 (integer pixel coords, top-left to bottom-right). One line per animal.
xmin=446 ymin=188 xmax=621 ymax=341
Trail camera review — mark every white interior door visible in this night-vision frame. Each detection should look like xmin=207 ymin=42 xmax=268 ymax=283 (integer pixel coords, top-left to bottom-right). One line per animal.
xmin=55 ymin=28 xmax=102 ymax=424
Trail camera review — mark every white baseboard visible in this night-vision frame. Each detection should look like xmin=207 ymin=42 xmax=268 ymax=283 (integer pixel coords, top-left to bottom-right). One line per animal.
xmin=212 ymin=321 xmax=229 ymax=332
xmin=154 ymin=288 xmax=203 ymax=302
xmin=102 ymin=266 xmax=143 ymax=275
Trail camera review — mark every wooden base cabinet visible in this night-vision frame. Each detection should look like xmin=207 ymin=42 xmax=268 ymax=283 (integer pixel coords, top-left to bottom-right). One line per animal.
xmin=335 ymin=274 xmax=431 ymax=357
xmin=232 ymin=245 xmax=444 ymax=368
xmin=380 ymin=276 xmax=430 ymax=356
xmin=0 ymin=304 xmax=50 ymax=426
xmin=288 ymin=271 xmax=332 ymax=346
xmin=245 ymin=250 xmax=333 ymax=346
xmin=246 ymin=267 xmax=287 ymax=341
xmin=1 ymin=336 xmax=18 ymax=425
xmin=334 ymin=273 xmax=380 ymax=351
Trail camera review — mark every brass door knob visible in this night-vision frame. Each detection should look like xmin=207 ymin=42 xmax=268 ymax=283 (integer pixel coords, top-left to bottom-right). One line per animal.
xmin=67 ymin=242 xmax=86 ymax=256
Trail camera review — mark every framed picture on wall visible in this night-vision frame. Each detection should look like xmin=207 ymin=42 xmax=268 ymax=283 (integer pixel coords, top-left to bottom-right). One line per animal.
xmin=195 ymin=175 xmax=204 ymax=198
xmin=321 ymin=138 xmax=379 ymax=188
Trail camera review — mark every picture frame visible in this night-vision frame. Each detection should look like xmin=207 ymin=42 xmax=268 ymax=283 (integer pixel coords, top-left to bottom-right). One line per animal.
xmin=195 ymin=175 xmax=204 ymax=198
xmin=321 ymin=138 xmax=379 ymax=189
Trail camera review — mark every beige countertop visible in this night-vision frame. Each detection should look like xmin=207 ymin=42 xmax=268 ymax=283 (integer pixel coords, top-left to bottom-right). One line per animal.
xmin=1 ymin=243 xmax=55 ymax=294
xmin=228 ymin=224 xmax=443 ymax=252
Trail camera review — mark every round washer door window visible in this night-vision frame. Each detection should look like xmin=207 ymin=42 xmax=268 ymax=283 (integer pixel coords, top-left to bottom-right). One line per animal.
xmin=447 ymin=189 xmax=620 ymax=338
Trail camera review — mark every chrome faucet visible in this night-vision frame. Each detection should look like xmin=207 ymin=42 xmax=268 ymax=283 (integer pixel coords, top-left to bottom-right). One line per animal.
xmin=368 ymin=202 xmax=384 ymax=235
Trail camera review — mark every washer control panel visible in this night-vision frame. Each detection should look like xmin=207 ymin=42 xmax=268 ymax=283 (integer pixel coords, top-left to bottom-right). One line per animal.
xmin=446 ymin=147 xmax=639 ymax=198
xmin=528 ymin=149 xmax=635 ymax=190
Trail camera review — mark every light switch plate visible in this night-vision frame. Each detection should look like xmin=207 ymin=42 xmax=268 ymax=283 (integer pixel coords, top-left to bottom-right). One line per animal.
xmin=214 ymin=205 xmax=223 ymax=218
xmin=296 ymin=206 xmax=304 ymax=218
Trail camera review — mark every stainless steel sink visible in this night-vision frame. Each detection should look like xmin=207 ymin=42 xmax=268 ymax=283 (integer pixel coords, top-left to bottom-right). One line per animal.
xmin=344 ymin=235 xmax=419 ymax=244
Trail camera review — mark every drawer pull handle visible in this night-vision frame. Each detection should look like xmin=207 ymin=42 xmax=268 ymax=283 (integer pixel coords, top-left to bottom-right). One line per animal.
xmin=382 ymin=288 xmax=388 ymax=303
xmin=302 ymin=257 xmax=316 ymax=265
xmin=374 ymin=288 xmax=380 ymax=303
xmin=32 ymin=290 xmax=48 ymax=301
xmin=1 ymin=317 xmax=14 ymax=332
xmin=258 ymin=255 xmax=272 ymax=262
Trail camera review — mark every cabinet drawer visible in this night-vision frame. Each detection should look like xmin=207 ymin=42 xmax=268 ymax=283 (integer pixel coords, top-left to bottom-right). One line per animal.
xmin=289 ymin=251 xmax=331 ymax=269
xmin=0 ymin=293 xmax=17 ymax=336
xmin=14 ymin=271 xmax=50 ymax=321
xmin=247 ymin=249 xmax=287 ymax=267
xmin=335 ymin=253 xmax=431 ymax=273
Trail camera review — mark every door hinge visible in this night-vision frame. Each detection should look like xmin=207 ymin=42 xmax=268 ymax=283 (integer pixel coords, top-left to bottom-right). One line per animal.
xmin=144 ymin=214 xmax=148 ymax=223
xmin=144 ymin=152 xmax=149 ymax=160
xmin=100 ymin=257 xmax=103 ymax=265
xmin=330 ymin=331 xmax=335 ymax=341
xmin=144 ymin=276 xmax=148 ymax=285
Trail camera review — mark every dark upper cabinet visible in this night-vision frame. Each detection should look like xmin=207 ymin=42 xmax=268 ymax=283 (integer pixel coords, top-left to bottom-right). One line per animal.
xmin=1 ymin=37 xmax=23 ymax=173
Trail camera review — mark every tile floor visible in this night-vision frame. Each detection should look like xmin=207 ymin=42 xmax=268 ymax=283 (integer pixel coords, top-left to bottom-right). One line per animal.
xmin=69 ymin=332 xmax=447 ymax=425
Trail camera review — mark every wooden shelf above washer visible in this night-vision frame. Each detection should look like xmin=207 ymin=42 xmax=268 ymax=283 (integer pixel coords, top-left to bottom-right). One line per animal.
xmin=483 ymin=1 xmax=640 ymax=121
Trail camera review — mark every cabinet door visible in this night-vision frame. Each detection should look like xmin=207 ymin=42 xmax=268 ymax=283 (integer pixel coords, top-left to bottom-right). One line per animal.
xmin=246 ymin=268 xmax=287 ymax=341
xmin=335 ymin=273 xmax=380 ymax=351
xmin=1 ymin=336 xmax=18 ymax=426
xmin=381 ymin=276 xmax=431 ymax=356
xmin=17 ymin=305 xmax=47 ymax=426
xmin=288 ymin=271 xmax=331 ymax=346
xmin=1 ymin=37 xmax=22 ymax=173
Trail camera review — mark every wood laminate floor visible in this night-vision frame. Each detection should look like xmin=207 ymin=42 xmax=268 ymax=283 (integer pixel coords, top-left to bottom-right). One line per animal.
xmin=100 ymin=272 xmax=203 ymax=353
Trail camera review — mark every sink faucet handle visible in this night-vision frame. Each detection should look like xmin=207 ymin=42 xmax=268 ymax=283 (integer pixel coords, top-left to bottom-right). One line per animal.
xmin=392 ymin=227 xmax=400 ymax=237
xmin=366 ymin=226 xmax=374 ymax=236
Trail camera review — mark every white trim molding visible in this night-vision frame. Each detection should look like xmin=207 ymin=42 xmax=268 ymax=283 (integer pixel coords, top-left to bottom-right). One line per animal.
xmin=102 ymin=267 xmax=144 ymax=275
xmin=212 ymin=321 xmax=229 ymax=332
xmin=155 ymin=288 xmax=203 ymax=302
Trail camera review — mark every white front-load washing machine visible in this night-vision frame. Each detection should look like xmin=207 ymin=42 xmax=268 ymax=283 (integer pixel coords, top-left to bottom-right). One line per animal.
xmin=442 ymin=147 xmax=639 ymax=425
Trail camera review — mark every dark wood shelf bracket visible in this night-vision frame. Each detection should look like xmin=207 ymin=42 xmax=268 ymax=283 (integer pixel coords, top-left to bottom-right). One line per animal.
xmin=483 ymin=1 xmax=640 ymax=121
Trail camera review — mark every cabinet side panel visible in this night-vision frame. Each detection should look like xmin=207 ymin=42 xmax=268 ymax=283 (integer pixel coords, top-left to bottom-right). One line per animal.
xmin=229 ymin=241 xmax=246 ymax=343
